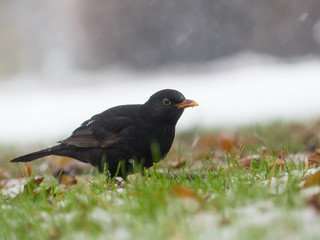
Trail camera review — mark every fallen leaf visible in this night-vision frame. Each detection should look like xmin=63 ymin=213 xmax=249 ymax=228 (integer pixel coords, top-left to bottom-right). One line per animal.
xmin=46 ymin=186 xmax=54 ymax=197
xmin=308 ymin=149 xmax=320 ymax=167
xmin=238 ymin=155 xmax=261 ymax=169
xmin=220 ymin=137 xmax=233 ymax=153
xmin=48 ymin=156 xmax=75 ymax=170
xmin=12 ymin=177 xmax=44 ymax=199
xmin=169 ymin=184 xmax=204 ymax=211
xmin=51 ymin=160 xmax=93 ymax=178
xmin=169 ymin=185 xmax=203 ymax=203
xmin=196 ymin=136 xmax=217 ymax=149
xmin=307 ymin=193 xmax=320 ymax=212
xmin=25 ymin=177 xmax=44 ymax=194
xmin=274 ymin=149 xmax=288 ymax=160
xmin=272 ymin=158 xmax=285 ymax=168
xmin=170 ymin=160 xmax=187 ymax=169
xmin=18 ymin=163 xmax=32 ymax=178
xmin=59 ymin=173 xmax=77 ymax=185
xmin=34 ymin=177 xmax=44 ymax=186
xmin=304 ymin=170 xmax=320 ymax=188
xmin=305 ymin=160 xmax=309 ymax=172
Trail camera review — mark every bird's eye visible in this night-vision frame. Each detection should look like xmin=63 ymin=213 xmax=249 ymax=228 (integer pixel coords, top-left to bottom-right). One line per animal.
xmin=162 ymin=98 xmax=171 ymax=105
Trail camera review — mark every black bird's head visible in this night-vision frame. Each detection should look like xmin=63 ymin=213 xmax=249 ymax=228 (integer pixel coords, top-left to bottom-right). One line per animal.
xmin=142 ymin=89 xmax=198 ymax=125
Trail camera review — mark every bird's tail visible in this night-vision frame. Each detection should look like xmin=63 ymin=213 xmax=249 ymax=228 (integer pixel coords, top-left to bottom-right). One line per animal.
xmin=10 ymin=146 xmax=60 ymax=163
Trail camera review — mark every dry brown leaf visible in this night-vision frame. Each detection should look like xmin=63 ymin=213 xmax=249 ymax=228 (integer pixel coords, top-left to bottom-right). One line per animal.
xmin=196 ymin=136 xmax=217 ymax=149
xmin=274 ymin=150 xmax=288 ymax=160
xmin=238 ymin=155 xmax=261 ymax=169
xmin=34 ymin=177 xmax=44 ymax=187
xmin=272 ymin=158 xmax=285 ymax=168
xmin=169 ymin=184 xmax=203 ymax=205
xmin=305 ymin=160 xmax=309 ymax=172
xmin=308 ymin=149 xmax=320 ymax=167
xmin=46 ymin=186 xmax=53 ymax=197
xmin=59 ymin=174 xmax=77 ymax=185
xmin=220 ymin=137 xmax=233 ymax=153
xmin=196 ymin=152 xmax=213 ymax=161
xmin=48 ymin=156 xmax=76 ymax=170
xmin=18 ymin=163 xmax=32 ymax=178
xmin=170 ymin=160 xmax=187 ymax=169
xmin=28 ymin=177 xmax=43 ymax=190
xmin=33 ymin=184 xmax=58 ymax=198
xmin=169 ymin=185 xmax=204 ymax=211
xmin=237 ymin=148 xmax=287 ymax=170
xmin=12 ymin=177 xmax=45 ymax=199
xmin=307 ymin=193 xmax=320 ymax=212
xmin=304 ymin=170 xmax=320 ymax=188
xmin=51 ymin=159 xmax=93 ymax=178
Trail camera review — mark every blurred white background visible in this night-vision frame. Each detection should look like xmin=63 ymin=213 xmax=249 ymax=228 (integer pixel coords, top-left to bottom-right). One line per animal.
xmin=1 ymin=1 xmax=320 ymax=144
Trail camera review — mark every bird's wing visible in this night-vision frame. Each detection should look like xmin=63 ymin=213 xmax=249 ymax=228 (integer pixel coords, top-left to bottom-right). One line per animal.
xmin=59 ymin=113 xmax=135 ymax=148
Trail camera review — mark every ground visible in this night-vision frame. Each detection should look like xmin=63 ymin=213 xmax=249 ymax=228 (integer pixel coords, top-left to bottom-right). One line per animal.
xmin=1 ymin=120 xmax=320 ymax=240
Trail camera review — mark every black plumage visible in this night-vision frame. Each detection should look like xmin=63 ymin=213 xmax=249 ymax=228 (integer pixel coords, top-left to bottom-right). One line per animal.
xmin=11 ymin=89 xmax=198 ymax=177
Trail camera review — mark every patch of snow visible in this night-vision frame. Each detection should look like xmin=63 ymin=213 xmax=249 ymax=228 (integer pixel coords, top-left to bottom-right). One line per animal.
xmin=116 ymin=188 xmax=125 ymax=193
xmin=112 ymin=227 xmax=130 ymax=240
xmin=0 ymin=178 xmax=26 ymax=198
xmin=90 ymin=207 xmax=112 ymax=224
xmin=54 ymin=212 xmax=76 ymax=223
xmin=305 ymin=167 xmax=320 ymax=175
xmin=190 ymin=200 xmax=320 ymax=240
xmin=290 ymin=169 xmax=304 ymax=177
xmin=234 ymin=201 xmax=278 ymax=226
xmin=301 ymin=186 xmax=320 ymax=198
xmin=261 ymin=175 xmax=289 ymax=194
xmin=289 ymin=153 xmax=309 ymax=165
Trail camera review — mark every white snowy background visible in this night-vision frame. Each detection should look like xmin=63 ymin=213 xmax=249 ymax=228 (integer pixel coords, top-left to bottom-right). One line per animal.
xmin=1 ymin=53 xmax=320 ymax=144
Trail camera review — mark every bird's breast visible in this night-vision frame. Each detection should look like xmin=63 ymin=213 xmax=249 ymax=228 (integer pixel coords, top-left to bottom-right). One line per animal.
xmin=133 ymin=124 xmax=175 ymax=159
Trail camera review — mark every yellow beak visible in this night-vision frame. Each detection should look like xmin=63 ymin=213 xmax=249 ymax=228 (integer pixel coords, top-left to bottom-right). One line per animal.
xmin=175 ymin=99 xmax=199 ymax=109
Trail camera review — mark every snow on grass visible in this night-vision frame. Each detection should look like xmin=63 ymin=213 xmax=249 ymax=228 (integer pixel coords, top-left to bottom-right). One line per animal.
xmin=1 ymin=163 xmax=320 ymax=240
xmin=0 ymin=178 xmax=26 ymax=198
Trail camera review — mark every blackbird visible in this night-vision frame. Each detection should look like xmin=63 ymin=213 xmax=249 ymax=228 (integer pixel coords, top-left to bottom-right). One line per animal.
xmin=11 ymin=89 xmax=198 ymax=177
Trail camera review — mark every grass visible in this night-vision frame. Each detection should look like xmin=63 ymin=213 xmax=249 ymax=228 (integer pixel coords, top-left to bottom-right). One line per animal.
xmin=1 ymin=120 xmax=320 ymax=240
